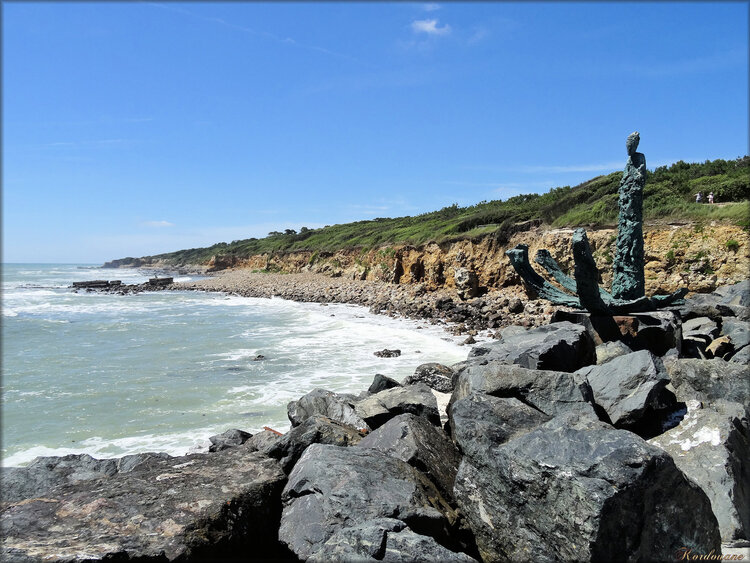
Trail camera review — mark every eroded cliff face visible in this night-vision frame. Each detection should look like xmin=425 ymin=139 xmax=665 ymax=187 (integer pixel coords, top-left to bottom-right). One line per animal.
xmin=161 ymin=223 xmax=748 ymax=296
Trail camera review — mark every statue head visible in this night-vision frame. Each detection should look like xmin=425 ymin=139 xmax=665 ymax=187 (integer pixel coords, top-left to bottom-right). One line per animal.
xmin=626 ymin=131 xmax=640 ymax=156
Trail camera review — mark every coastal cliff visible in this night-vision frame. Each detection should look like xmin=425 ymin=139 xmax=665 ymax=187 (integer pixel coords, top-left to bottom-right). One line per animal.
xmin=105 ymin=222 xmax=749 ymax=296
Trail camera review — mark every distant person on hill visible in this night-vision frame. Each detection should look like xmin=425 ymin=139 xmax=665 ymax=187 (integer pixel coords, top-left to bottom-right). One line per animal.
xmin=708 ymin=192 xmax=714 ymax=204
xmin=695 ymin=192 xmax=702 ymax=203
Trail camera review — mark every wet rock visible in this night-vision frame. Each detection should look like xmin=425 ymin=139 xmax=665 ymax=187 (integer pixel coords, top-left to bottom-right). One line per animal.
xmin=1 ymin=449 xmax=288 ymax=562
xmin=466 ymin=321 xmax=595 ymax=372
xmin=308 ymin=518 xmax=477 ymax=562
xmin=453 ymin=413 xmax=721 ymax=562
xmin=650 ymin=400 xmax=750 ymax=542
xmin=357 ymin=414 xmax=460 ymax=501
xmin=576 ymin=350 xmax=673 ymax=434
xmin=375 ymin=349 xmax=402 ymax=358
xmin=266 ymin=415 xmax=363 ymax=473
xmin=279 ymin=444 xmax=458 ymax=561
xmin=368 ymin=373 xmax=402 ymax=394
xmin=208 ymin=428 xmax=252 ymax=452
xmin=451 ymin=362 xmax=596 ymax=419
xmin=404 ymin=363 xmax=455 ymax=393
xmin=356 ymin=384 xmax=440 ymax=430
xmin=287 ymin=388 xmax=369 ymax=431
xmin=666 ymin=359 xmax=750 ymax=405
xmin=595 ymin=339 xmax=633 ymax=364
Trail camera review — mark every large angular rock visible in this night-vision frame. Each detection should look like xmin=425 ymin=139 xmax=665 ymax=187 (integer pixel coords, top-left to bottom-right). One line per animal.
xmin=666 ymin=359 xmax=750 ymax=405
xmin=467 ymin=321 xmax=594 ymax=372
xmin=575 ymin=350 xmax=673 ymax=433
xmin=208 ymin=428 xmax=252 ymax=452
xmin=355 ymin=383 xmax=440 ymax=430
xmin=245 ymin=429 xmax=283 ymax=454
xmin=309 ymin=518 xmax=477 ymax=563
xmin=266 ymin=414 xmax=363 ymax=473
xmin=449 ymin=393 xmax=552 ymax=458
xmin=715 ymin=280 xmax=750 ymax=307
xmin=729 ymin=345 xmax=750 ymax=364
xmin=1 ymin=449 xmax=287 ymax=562
xmin=454 ymin=268 xmax=478 ymax=301
xmin=404 ymin=363 xmax=455 ymax=393
xmin=650 ymin=400 xmax=750 ymax=542
xmin=0 ymin=452 xmax=170 ymax=504
xmin=368 ymin=373 xmax=402 ymax=394
xmin=451 ymin=362 xmax=596 ymax=419
xmin=358 ymin=414 xmax=461 ymax=501
xmin=287 ymin=388 xmax=369 ymax=430
xmin=279 ymin=444 xmax=458 ymax=561
xmin=722 ymin=318 xmax=750 ymax=353
xmin=453 ymin=413 xmax=721 ymax=562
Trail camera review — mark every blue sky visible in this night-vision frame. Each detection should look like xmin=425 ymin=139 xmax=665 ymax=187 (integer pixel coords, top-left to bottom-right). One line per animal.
xmin=3 ymin=2 xmax=748 ymax=263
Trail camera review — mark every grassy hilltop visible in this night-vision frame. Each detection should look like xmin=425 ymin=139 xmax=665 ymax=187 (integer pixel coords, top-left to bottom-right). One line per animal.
xmin=133 ymin=157 xmax=750 ymax=265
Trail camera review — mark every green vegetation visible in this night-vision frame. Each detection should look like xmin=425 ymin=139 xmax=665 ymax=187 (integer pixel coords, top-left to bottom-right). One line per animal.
xmin=725 ymin=239 xmax=740 ymax=252
xmin=144 ymin=156 xmax=749 ymax=265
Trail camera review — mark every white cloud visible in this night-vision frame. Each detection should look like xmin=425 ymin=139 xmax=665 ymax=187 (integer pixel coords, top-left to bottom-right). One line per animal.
xmin=422 ymin=3 xmax=440 ymax=12
xmin=142 ymin=220 xmax=175 ymax=228
xmin=411 ymin=19 xmax=451 ymax=36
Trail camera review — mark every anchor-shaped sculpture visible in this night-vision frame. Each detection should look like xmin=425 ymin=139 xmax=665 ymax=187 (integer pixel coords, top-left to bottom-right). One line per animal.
xmin=507 ymin=132 xmax=687 ymax=314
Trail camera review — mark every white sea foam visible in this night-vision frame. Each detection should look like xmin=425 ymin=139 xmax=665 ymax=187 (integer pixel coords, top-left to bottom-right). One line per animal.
xmin=2 ymin=264 xmax=472 ymax=469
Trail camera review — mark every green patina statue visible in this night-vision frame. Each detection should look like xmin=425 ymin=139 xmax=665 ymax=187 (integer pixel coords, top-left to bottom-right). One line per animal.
xmin=506 ymin=132 xmax=687 ymax=314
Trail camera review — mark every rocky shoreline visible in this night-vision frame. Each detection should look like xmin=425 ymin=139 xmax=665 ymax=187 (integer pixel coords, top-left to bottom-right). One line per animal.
xmin=2 ymin=280 xmax=749 ymax=561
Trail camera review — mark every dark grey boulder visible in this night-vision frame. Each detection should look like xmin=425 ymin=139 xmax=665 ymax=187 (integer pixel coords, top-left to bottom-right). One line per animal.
xmin=467 ymin=321 xmax=594 ymax=372
xmin=449 ymin=393 xmax=552 ymax=458
xmin=368 ymin=373 xmax=402 ymax=394
xmin=309 ymin=518 xmax=477 ymax=563
xmin=0 ymin=452 xmax=171 ymax=504
xmin=279 ymin=444 xmax=458 ymax=561
xmin=729 ymin=345 xmax=750 ymax=364
xmin=451 ymin=362 xmax=596 ymax=419
xmin=675 ymin=292 xmax=735 ymax=322
xmin=208 ymin=428 xmax=252 ymax=452
xmin=355 ymin=383 xmax=440 ymax=430
xmin=453 ymin=413 xmax=721 ymax=562
xmin=288 ymin=388 xmax=369 ymax=430
xmin=1 ymin=449 xmax=288 ymax=562
xmin=576 ymin=350 xmax=673 ymax=433
xmin=715 ymin=280 xmax=750 ymax=307
xmin=666 ymin=359 xmax=750 ymax=405
xmin=722 ymin=318 xmax=750 ymax=352
xmin=404 ymin=363 xmax=455 ymax=393
xmin=357 ymin=414 xmax=461 ymax=501
xmin=245 ymin=429 xmax=283 ymax=454
xmin=595 ymin=339 xmax=633 ymax=364
xmin=650 ymin=400 xmax=750 ymax=542
xmin=266 ymin=414 xmax=363 ymax=473
xmin=375 ymin=349 xmax=402 ymax=358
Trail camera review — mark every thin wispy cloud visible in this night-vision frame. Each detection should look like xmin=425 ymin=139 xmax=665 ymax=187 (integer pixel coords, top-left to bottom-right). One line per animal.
xmin=146 ymin=2 xmax=361 ymax=65
xmin=142 ymin=220 xmax=175 ymax=228
xmin=411 ymin=19 xmax=451 ymax=36
xmin=517 ymin=161 xmax=623 ymax=174
xmin=422 ymin=3 xmax=440 ymax=12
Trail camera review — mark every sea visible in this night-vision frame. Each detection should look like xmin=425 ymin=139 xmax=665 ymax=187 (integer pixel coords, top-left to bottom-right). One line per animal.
xmin=1 ymin=264 xmax=469 ymax=467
